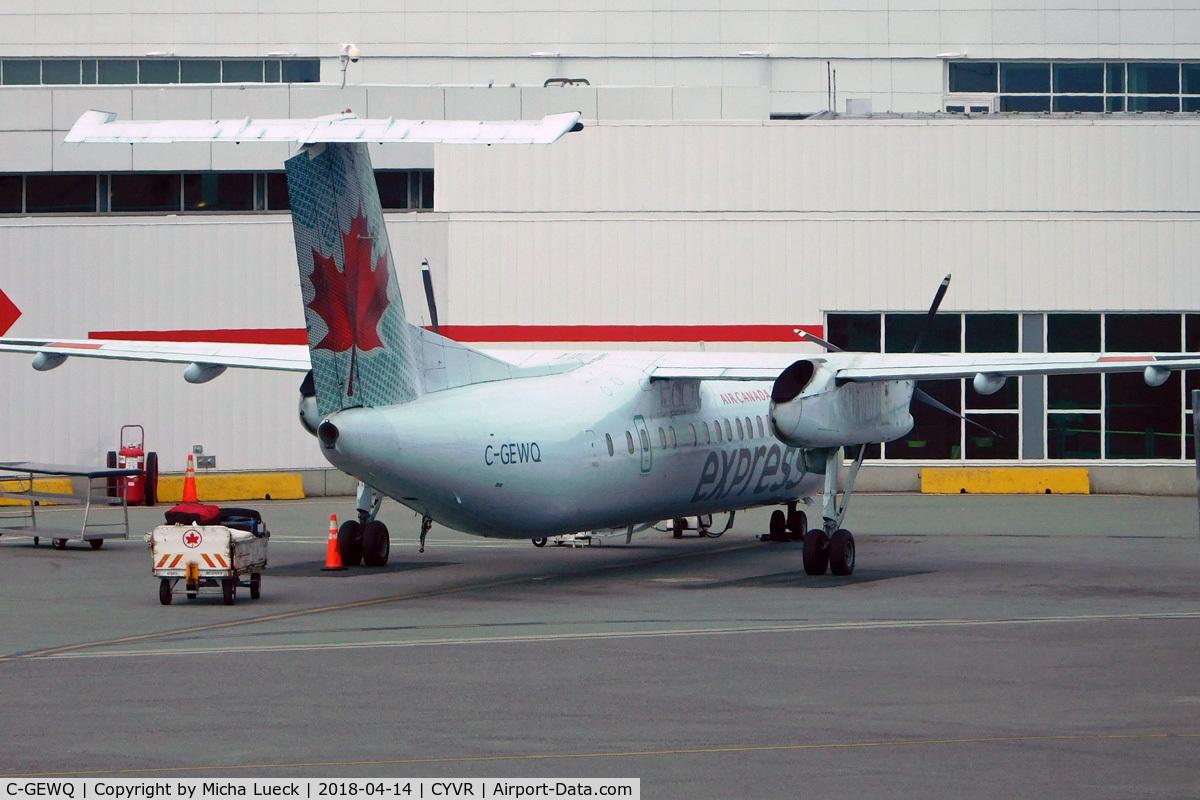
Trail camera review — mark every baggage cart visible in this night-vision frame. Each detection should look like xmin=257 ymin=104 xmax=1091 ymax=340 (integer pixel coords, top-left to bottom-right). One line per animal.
xmin=149 ymin=520 xmax=269 ymax=605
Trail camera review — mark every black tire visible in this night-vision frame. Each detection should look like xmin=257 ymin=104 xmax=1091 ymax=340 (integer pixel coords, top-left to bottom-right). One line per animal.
xmin=89 ymin=538 xmax=104 ymax=550
xmin=362 ymin=520 xmax=390 ymax=567
xmin=222 ymin=578 xmax=236 ymax=605
xmin=337 ymin=520 xmax=363 ymax=566
xmin=672 ymin=518 xmax=685 ymax=539
xmin=787 ymin=509 xmax=807 ymax=541
xmin=52 ymin=538 xmax=67 ymax=550
xmin=802 ymin=530 xmax=829 ymax=576
xmin=143 ymin=452 xmax=159 ymax=507
xmin=159 ymin=578 xmax=172 ymax=605
xmin=769 ymin=509 xmax=787 ymax=541
xmin=250 ymin=572 xmax=261 ymax=599
xmin=532 ymin=537 xmax=548 ymax=547
xmin=186 ymin=591 xmax=197 ymax=600
xmin=828 ymin=529 xmax=856 ymax=576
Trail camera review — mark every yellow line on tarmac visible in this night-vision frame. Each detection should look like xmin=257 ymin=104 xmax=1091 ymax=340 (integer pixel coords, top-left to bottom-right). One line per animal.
xmin=0 ymin=541 xmax=756 ymax=662
xmin=4 ymin=732 xmax=1198 ymax=777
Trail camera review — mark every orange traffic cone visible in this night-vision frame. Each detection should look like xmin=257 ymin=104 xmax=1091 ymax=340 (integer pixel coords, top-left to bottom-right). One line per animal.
xmin=182 ymin=453 xmax=198 ymax=503
xmin=321 ymin=514 xmax=347 ymax=571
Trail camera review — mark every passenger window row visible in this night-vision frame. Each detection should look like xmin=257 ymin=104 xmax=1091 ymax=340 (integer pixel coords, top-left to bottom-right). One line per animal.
xmin=603 ymin=414 xmax=770 ymax=457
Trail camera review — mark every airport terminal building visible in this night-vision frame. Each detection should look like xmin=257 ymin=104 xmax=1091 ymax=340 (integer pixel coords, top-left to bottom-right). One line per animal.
xmin=1 ymin=3 xmax=1198 ymax=490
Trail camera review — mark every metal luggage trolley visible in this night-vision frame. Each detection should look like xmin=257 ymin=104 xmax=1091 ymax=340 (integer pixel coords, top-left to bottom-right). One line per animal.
xmin=0 ymin=461 xmax=142 ymax=549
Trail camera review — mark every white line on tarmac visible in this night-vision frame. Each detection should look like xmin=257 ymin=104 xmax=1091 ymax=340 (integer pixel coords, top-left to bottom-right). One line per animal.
xmin=30 ymin=610 xmax=1200 ymax=660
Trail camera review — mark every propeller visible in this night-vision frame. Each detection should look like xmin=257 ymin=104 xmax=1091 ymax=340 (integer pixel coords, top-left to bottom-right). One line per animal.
xmin=801 ymin=274 xmax=1003 ymax=441
xmin=909 ymin=273 xmax=951 ymax=354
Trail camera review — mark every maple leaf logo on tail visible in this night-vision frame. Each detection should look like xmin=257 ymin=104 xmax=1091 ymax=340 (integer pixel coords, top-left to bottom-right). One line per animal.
xmin=306 ymin=207 xmax=390 ymax=396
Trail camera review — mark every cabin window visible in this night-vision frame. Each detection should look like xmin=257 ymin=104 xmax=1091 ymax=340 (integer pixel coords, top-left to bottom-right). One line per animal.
xmin=745 ymin=417 xmax=754 ymax=438
xmin=658 ymin=427 xmax=667 ymax=449
xmin=756 ymin=416 xmax=765 ymax=437
xmin=626 ymin=431 xmax=635 ymax=454
xmin=605 ymin=433 xmax=614 ymax=457
xmin=736 ymin=418 xmax=744 ymax=440
xmin=640 ymin=428 xmax=651 ymax=451
xmin=724 ymin=419 xmax=733 ymax=441
xmin=701 ymin=422 xmax=710 ymax=445
xmin=669 ymin=426 xmax=677 ymax=448
xmin=689 ymin=423 xmax=697 ymax=446
xmin=714 ymin=420 xmax=723 ymax=443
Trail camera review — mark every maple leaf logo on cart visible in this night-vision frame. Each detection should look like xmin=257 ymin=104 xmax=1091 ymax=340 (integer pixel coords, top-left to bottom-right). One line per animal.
xmin=305 ymin=208 xmax=390 ymax=396
xmin=183 ymin=530 xmax=202 ymax=548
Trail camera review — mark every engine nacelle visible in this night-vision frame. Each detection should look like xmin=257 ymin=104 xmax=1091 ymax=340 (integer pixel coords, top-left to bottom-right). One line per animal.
xmin=769 ymin=359 xmax=914 ymax=448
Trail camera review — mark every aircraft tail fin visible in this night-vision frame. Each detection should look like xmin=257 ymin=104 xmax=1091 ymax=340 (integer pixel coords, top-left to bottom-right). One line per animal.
xmin=285 ymin=142 xmax=423 ymax=415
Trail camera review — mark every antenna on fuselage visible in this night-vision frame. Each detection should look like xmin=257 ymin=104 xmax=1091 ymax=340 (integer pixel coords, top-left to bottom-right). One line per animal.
xmin=421 ymin=258 xmax=440 ymax=335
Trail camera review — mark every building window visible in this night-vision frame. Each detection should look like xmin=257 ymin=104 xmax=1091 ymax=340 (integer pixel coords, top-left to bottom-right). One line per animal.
xmin=949 ymin=60 xmax=1200 ymax=114
xmin=24 ymin=174 xmax=97 ymax=213
xmin=0 ymin=175 xmax=20 ymax=213
xmin=110 ymin=174 xmax=181 ymax=212
xmin=0 ymin=57 xmax=320 ymax=85
xmin=184 ymin=173 xmax=254 ymax=211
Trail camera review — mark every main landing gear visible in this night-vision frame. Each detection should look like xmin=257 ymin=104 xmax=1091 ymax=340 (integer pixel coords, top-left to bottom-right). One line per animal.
xmin=801 ymin=445 xmax=866 ymax=577
xmin=339 ymin=482 xmax=391 ymax=567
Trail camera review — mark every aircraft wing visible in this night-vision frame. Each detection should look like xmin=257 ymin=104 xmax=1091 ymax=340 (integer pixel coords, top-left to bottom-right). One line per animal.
xmin=65 ymin=110 xmax=583 ymax=145
xmin=830 ymin=352 xmax=1200 ymax=381
xmin=0 ymin=338 xmax=309 ymax=373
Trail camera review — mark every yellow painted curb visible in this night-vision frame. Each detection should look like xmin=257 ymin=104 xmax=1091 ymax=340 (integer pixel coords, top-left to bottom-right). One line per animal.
xmin=156 ymin=472 xmax=305 ymax=503
xmin=0 ymin=477 xmax=74 ymax=506
xmin=922 ymin=467 xmax=1090 ymax=495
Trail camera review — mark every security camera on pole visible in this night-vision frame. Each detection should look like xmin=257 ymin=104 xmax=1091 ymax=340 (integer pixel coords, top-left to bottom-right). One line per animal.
xmin=339 ymin=43 xmax=359 ymax=89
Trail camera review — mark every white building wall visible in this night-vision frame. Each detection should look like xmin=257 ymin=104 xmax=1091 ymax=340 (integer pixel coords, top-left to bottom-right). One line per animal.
xmin=437 ymin=118 xmax=1200 ymax=214
xmin=0 ymin=213 xmax=447 ymax=468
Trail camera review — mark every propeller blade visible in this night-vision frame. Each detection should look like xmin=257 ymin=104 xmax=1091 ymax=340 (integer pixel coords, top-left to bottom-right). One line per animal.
xmin=795 ymin=329 xmax=846 ymax=353
xmin=913 ymin=387 xmax=1003 ymax=439
xmin=421 ymin=259 xmax=440 ymax=335
xmin=909 ymin=273 xmax=952 ymax=353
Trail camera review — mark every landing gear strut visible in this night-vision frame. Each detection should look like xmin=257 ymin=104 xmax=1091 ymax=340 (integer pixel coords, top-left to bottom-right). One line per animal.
xmin=803 ymin=445 xmax=865 ymax=577
xmin=419 ymin=516 xmax=432 ymax=553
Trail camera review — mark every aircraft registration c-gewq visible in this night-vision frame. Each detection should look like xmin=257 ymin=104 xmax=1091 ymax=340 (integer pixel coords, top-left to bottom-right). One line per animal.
xmin=4 ymin=110 xmax=1200 ymax=577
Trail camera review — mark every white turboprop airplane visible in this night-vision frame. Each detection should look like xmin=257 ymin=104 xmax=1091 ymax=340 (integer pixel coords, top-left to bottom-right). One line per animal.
xmin=4 ymin=110 xmax=1200 ymax=577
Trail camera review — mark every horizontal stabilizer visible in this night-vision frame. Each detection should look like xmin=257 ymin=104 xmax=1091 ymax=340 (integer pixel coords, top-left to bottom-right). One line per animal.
xmin=65 ymin=110 xmax=583 ymax=145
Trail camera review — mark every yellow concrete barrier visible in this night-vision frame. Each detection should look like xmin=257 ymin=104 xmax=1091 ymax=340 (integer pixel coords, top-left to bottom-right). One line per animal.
xmin=156 ymin=472 xmax=305 ymax=503
xmin=0 ymin=477 xmax=74 ymax=506
xmin=921 ymin=467 xmax=1090 ymax=495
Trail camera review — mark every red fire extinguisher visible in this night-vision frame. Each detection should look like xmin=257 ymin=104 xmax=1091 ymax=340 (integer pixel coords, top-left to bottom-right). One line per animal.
xmin=114 ymin=425 xmax=159 ymax=506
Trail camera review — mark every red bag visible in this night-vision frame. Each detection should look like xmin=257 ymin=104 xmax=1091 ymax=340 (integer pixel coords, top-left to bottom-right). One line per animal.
xmin=164 ymin=502 xmax=221 ymax=525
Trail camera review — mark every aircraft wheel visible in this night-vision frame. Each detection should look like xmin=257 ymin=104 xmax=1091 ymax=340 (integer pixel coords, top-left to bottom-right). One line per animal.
xmin=52 ymin=538 xmax=67 ymax=550
xmin=672 ymin=518 xmax=685 ymax=539
xmin=769 ymin=510 xmax=787 ymax=541
xmin=158 ymin=578 xmax=172 ymax=606
xmin=532 ymin=537 xmax=548 ymax=547
xmin=787 ymin=509 xmax=807 ymax=541
xmin=362 ymin=521 xmax=390 ymax=567
xmin=338 ymin=520 xmax=364 ymax=566
xmin=250 ymin=572 xmax=262 ymax=599
xmin=802 ymin=530 xmax=829 ymax=576
xmin=828 ymin=529 xmax=855 ymax=576
xmin=222 ymin=578 xmax=236 ymax=605
xmin=89 ymin=538 xmax=104 ymax=550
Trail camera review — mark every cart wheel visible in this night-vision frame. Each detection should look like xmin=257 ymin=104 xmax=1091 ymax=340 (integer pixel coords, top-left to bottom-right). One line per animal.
xmin=32 ymin=536 xmax=39 ymax=546
xmin=52 ymin=538 xmax=67 ymax=550
xmin=89 ymin=539 xmax=104 ymax=550
xmin=250 ymin=572 xmax=261 ymax=599
xmin=186 ymin=591 xmax=197 ymax=600
xmin=144 ymin=451 xmax=159 ymax=507
xmin=222 ymin=578 xmax=236 ymax=605
xmin=159 ymin=578 xmax=172 ymax=605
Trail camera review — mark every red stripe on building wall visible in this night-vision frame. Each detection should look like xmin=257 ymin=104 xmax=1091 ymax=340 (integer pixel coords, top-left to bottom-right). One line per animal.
xmin=90 ymin=324 xmax=824 ymax=344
